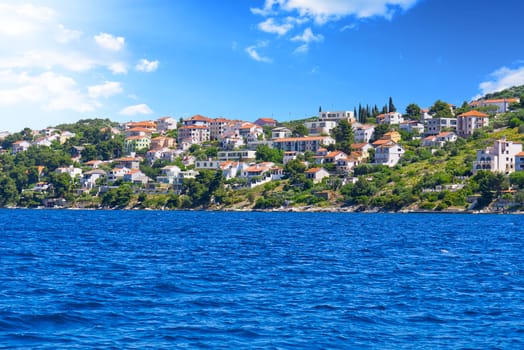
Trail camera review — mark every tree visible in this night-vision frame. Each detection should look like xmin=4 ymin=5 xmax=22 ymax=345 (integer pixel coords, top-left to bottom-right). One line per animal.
xmin=331 ymin=119 xmax=354 ymax=154
xmin=256 ymin=144 xmax=283 ymax=163
xmin=429 ymin=100 xmax=454 ymax=118
xmin=405 ymin=103 xmax=421 ymax=119
xmin=388 ymin=97 xmax=396 ymax=113
xmin=293 ymin=124 xmax=309 ymax=137
xmin=0 ymin=176 xmax=19 ymax=206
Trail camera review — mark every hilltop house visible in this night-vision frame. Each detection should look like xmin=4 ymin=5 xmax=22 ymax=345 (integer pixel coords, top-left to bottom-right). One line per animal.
xmin=473 ymin=137 xmax=522 ymax=174
xmin=457 ymin=110 xmax=489 ymax=137
xmin=374 ymin=141 xmax=405 ymax=167
xmin=422 ymin=131 xmax=457 ymax=148
xmin=424 ymin=117 xmax=457 ymax=135
xmin=354 ymin=124 xmax=375 ymax=143
xmin=515 ymin=152 xmax=524 ymax=172
xmin=271 ymin=127 xmax=292 ymax=139
xmin=305 ymin=167 xmax=330 ymax=183
xmin=272 ymin=136 xmax=335 ymax=153
xmin=254 ymin=117 xmax=277 ymax=127
xmin=376 ymin=112 xmax=404 ymax=125
xmin=469 ymin=98 xmax=520 ymax=113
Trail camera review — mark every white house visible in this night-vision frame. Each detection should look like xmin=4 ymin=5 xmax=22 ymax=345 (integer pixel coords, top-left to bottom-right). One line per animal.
xmin=374 ymin=141 xmax=405 ymax=167
xmin=305 ymin=167 xmax=330 ymax=183
xmin=376 ymin=112 xmax=404 ymax=125
xmin=271 ymin=127 xmax=292 ymax=139
xmin=123 ymin=169 xmax=150 ymax=185
xmin=12 ymin=140 xmax=31 ymax=154
xmin=55 ymin=166 xmax=83 ymax=178
xmin=399 ymin=121 xmax=424 ymax=134
xmin=272 ymin=136 xmax=335 ymax=153
xmin=424 ymin=117 xmax=457 ymax=135
xmin=457 ymin=110 xmax=489 ymax=138
xmin=304 ymin=120 xmax=338 ymax=135
xmin=422 ymin=132 xmax=457 ymax=148
xmin=217 ymin=150 xmax=256 ymax=161
xmin=469 ymin=98 xmax=520 ymax=113
xmin=80 ymin=169 xmax=106 ymax=190
xmin=318 ymin=110 xmax=355 ymax=123
xmin=473 ymin=137 xmax=522 ymax=174
xmin=156 ymin=116 xmax=177 ymax=133
xmin=354 ymin=124 xmax=375 ymax=143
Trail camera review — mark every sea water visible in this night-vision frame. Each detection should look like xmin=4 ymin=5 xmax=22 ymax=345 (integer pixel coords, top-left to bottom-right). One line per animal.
xmin=1 ymin=209 xmax=523 ymax=349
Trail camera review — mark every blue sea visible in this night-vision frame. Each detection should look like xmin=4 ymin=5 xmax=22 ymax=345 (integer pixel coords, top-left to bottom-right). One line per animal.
xmin=1 ymin=210 xmax=523 ymax=349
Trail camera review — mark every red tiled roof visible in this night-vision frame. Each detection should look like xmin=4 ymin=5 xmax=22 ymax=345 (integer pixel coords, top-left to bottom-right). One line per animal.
xmin=273 ymin=136 xmax=331 ymax=142
xmin=459 ymin=110 xmax=489 ymax=117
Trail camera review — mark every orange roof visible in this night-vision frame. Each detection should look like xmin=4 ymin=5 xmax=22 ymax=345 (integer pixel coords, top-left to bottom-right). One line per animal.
xmin=126 ymin=135 xmax=149 ymax=140
xmin=326 ymin=151 xmax=345 ymax=158
xmin=127 ymin=127 xmax=152 ymax=133
xmin=459 ymin=110 xmax=489 ymax=117
xmin=189 ymin=114 xmax=212 ymax=121
xmin=372 ymin=139 xmax=392 ymax=146
xmin=471 ymin=98 xmax=519 ymax=105
xmin=437 ymin=131 xmax=453 ymax=137
xmin=351 ymin=143 xmax=369 ymax=149
xmin=305 ymin=167 xmax=323 ymax=173
xmin=516 ymin=151 xmax=524 ymax=156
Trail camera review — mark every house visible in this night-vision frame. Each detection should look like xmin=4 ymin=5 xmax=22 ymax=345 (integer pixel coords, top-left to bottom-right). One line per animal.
xmin=157 ymin=165 xmax=182 ymax=185
xmin=123 ymin=169 xmax=150 ymax=185
xmin=399 ymin=121 xmax=424 ymax=134
xmin=12 ymin=140 xmax=31 ymax=154
xmin=272 ymin=136 xmax=335 ymax=153
xmin=515 ymin=151 xmax=524 ymax=172
xmin=150 ymin=136 xmax=176 ymax=150
xmin=318 ymin=110 xmax=355 ymax=123
xmin=254 ymin=117 xmax=277 ymax=127
xmin=84 ymin=160 xmax=104 ymax=169
xmin=351 ymin=143 xmax=373 ymax=159
xmin=33 ymin=137 xmax=52 ymax=147
xmin=473 ymin=137 xmax=522 ymax=174
xmin=115 ymin=157 xmax=141 ymax=169
xmin=283 ymin=151 xmax=299 ymax=165
xmin=55 ymin=166 xmax=82 ymax=178
xmin=177 ymin=125 xmax=210 ymax=144
xmin=239 ymin=122 xmax=264 ymax=142
xmin=108 ymin=167 xmax=130 ymax=182
xmin=424 ymin=117 xmax=457 ymax=135
xmin=456 ymin=110 xmax=489 ymax=138
xmin=469 ymin=98 xmax=520 ymax=113
xmin=354 ymin=124 xmax=375 ymax=143
xmin=271 ymin=127 xmax=292 ymax=139
xmin=220 ymin=132 xmax=245 ymax=150
xmin=304 ymin=120 xmax=338 ymax=135
xmin=217 ymin=150 xmax=256 ymax=161
xmin=305 ymin=167 xmax=330 ymax=183
xmin=124 ymin=136 xmax=151 ymax=154
xmin=125 ymin=121 xmax=157 ymax=130
xmin=183 ymin=114 xmax=212 ymax=127
xmin=374 ymin=142 xmax=405 ymax=167
xmin=242 ymin=162 xmax=275 ymax=179
xmin=80 ymin=169 xmax=106 ymax=189
xmin=376 ymin=112 xmax=404 ymax=125
xmin=383 ymin=131 xmax=401 ymax=143
xmin=156 ymin=116 xmax=177 ymax=133
xmin=314 ymin=150 xmax=348 ymax=165
xmin=210 ymin=118 xmax=231 ymax=140
xmin=336 ymin=155 xmax=360 ymax=174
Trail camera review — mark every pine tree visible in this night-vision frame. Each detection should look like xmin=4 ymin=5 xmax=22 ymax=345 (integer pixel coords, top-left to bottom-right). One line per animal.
xmin=388 ymin=97 xmax=397 ymax=113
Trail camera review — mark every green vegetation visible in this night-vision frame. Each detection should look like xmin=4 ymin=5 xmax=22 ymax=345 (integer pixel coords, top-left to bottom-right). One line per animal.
xmin=1 ymin=87 xmax=524 ymax=212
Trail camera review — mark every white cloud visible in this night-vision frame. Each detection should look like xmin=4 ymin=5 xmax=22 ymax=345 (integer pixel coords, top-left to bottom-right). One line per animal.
xmin=291 ymin=28 xmax=323 ymax=53
xmin=108 ymin=62 xmax=128 ymax=75
xmin=119 ymin=103 xmax=153 ymax=116
xmin=246 ymin=41 xmax=273 ymax=63
xmin=478 ymin=65 xmax=524 ymax=96
xmin=55 ymin=24 xmax=81 ymax=44
xmin=0 ymin=70 xmax=97 ymax=112
xmin=291 ymin=27 xmax=323 ymax=43
xmin=88 ymin=81 xmax=123 ymax=99
xmin=258 ymin=18 xmax=294 ymax=35
xmin=0 ymin=3 xmax=55 ymax=36
xmin=0 ymin=50 xmax=96 ymax=72
xmin=94 ymin=32 xmax=125 ymax=51
xmin=135 ymin=59 xmax=159 ymax=73
xmin=252 ymin=0 xmax=419 ymax=24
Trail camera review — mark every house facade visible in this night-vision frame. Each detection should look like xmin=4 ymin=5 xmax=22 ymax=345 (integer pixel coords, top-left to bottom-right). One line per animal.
xmin=473 ymin=137 xmax=522 ymax=174
xmin=272 ymin=136 xmax=335 ymax=153
xmin=376 ymin=112 xmax=404 ymax=125
xmin=469 ymin=98 xmax=520 ymax=113
xmin=354 ymin=124 xmax=375 ymax=143
xmin=457 ymin=110 xmax=489 ymax=138
xmin=374 ymin=142 xmax=405 ymax=167
xmin=425 ymin=117 xmax=457 ymax=135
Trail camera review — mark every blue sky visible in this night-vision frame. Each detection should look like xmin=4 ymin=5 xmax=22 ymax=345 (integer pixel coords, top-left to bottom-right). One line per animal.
xmin=1 ymin=0 xmax=524 ymax=132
